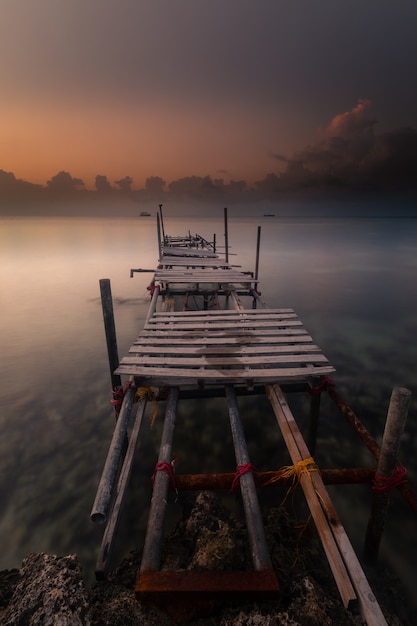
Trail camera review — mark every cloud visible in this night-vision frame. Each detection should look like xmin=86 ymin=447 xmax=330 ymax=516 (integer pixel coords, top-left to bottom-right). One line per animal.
xmin=257 ymin=100 xmax=417 ymax=196
xmin=46 ymin=171 xmax=85 ymax=194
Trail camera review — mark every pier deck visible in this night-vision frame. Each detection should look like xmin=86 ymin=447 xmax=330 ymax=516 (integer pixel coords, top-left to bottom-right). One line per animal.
xmin=92 ymin=211 xmax=391 ymax=625
xmin=116 ymin=308 xmax=334 ymax=386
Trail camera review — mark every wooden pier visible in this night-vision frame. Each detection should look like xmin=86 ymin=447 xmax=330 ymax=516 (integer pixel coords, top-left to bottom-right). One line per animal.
xmin=91 ymin=208 xmax=415 ymax=625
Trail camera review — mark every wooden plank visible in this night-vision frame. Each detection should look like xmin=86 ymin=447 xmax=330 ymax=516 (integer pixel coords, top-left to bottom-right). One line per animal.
xmin=134 ymin=331 xmax=311 ymax=343
xmin=161 ymin=246 xmax=218 ymax=257
xmin=143 ymin=320 xmax=303 ymax=331
xmin=114 ymin=364 xmax=335 ymax=383
xmin=120 ymin=354 xmax=330 ymax=367
xmin=152 ymin=308 xmax=295 ymax=317
xmin=267 ymin=384 xmax=387 ymax=626
xmin=145 ymin=313 xmax=302 ymax=329
xmin=155 ymin=269 xmax=252 ymax=277
xmin=155 ymin=273 xmax=257 ymax=282
xmin=161 ymin=256 xmax=231 ymax=267
xmin=129 ymin=344 xmax=321 ymax=355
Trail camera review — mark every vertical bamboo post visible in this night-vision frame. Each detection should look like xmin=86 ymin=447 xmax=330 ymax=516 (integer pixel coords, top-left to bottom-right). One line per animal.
xmin=363 ymin=386 xmax=411 ymax=565
xmin=156 ymin=212 xmax=162 ymax=260
xmin=254 ymin=226 xmax=261 ymax=281
xmin=225 ymin=385 xmax=272 ymax=570
xmin=140 ymin=387 xmax=179 ymax=571
xmin=224 ymin=206 xmax=229 ymax=263
xmin=159 ymin=203 xmax=165 ymax=242
xmin=99 ymin=279 xmax=121 ymax=390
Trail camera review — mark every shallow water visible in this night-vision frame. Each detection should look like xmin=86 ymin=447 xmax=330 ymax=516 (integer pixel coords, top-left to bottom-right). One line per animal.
xmin=1 ymin=211 xmax=416 ymax=604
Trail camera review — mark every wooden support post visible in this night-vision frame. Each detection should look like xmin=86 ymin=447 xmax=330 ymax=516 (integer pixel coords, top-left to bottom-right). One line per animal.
xmin=90 ymin=384 xmax=137 ymax=523
xmin=95 ymin=397 xmax=146 ymax=578
xmin=254 ymin=226 xmax=261 ymax=281
xmin=159 ymin=204 xmax=165 ymax=242
xmin=99 ymin=278 xmax=121 ymax=390
xmin=224 ymin=207 xmax=229 ymax=264
xmin=140 ymin=387 xmax=179 ymax=572
xmin=225 ymin=385 xmax=272 ymax=571
xmin=363 ymin=386 xmax=411 ymax=565
xmin=156 ymin=212 xmax=162 ymax=260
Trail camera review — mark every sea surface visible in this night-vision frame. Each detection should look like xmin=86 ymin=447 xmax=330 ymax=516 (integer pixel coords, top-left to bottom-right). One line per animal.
xmin=1 ymin=211 xmax=417 ymax=604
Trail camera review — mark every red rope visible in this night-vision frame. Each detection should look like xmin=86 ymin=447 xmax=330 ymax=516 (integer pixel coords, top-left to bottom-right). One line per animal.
xmin=308 ymin=376 xmax=335 ymax=396
xmin=110 ymin=381 xmax=132 ymax=417
xmin=231 ymin=464 xmax=256 ymax=490
xmin=372 ymin=463 xmax=407 ymax=493
xmin=152 ymin=461 xmax=177 ymax=491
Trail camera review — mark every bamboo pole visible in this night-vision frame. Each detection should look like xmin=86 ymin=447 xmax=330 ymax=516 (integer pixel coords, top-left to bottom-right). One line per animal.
xmin=159 ymin=204 xmax=165 ymax=242
xmin=225 ymin=385 xmax=272 ymax=571
xmin=99 ymin=278 xmax=121 ymax=390
xmin=224 ymin=207 xmax=229 ymax=264
xmin=327 ymin=385 xmax=417 ymax=515
xmin=140 ymin=387 xmax=179 ymax=572
xmin=156 ymin=212 xmax=162 ymax=260
xmin=363 ymin=387 xmax=411 ymax=565
xmin=91 ymin=383 xmax=137 ymax=523
xmin=254 ymin=226 xmax=261 ymax=281
xmin=95 ymin=397 xmax=147 ymax=578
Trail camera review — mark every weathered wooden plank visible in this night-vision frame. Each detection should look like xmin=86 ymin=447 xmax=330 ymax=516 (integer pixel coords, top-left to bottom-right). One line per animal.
xmin=114 ymin=364 xmax=335 ymax=382
xmin=143 ymin=320 xmax=303 ymax=331
xmin=267 ymin=384 xmax=357 ymax=611
xmin=129 ymin=344 xmax=321 ymax=355
xmin=161 ymin=246 xmax=218 ymax=257
xmin=161 ymin=256 xmax=231 ymax=267
xmin=267 ymin=384 xmax=387 ymax=625
xmin=147 ymin=313 xmax=298 ymax=323
xmin=134 ymin=330 xmax=311 ymax=342
xmin=120 ymin=354 xmax=329 ymax=367
xmin=152 ymin=308 xmax=295 ymax=317
xmin=154 ymin=272 xmax=257 ymax=283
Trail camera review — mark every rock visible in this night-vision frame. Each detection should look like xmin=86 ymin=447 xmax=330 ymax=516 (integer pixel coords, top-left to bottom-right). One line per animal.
xmin=1 ymin=553 xmax=90 ymax=626
xmin=0 ymin=493 xmax=413 ymax=625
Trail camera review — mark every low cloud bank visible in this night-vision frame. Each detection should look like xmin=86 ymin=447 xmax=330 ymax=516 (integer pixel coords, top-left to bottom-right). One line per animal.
xmin=1 ymin=101 xmax=416 ymax=213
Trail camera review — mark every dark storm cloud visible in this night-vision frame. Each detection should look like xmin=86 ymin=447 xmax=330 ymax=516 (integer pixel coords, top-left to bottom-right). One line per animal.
xmin=257 ymin=101 xmax=417 ymax=196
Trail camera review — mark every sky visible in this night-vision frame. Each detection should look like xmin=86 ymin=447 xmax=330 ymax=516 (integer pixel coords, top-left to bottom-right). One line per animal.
xmin=1 ymin=0 xmax=417 ymax=195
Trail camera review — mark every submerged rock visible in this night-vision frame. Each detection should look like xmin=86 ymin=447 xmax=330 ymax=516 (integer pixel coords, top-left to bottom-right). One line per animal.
xmin=0 ymin=492 xmax=413 ymax=625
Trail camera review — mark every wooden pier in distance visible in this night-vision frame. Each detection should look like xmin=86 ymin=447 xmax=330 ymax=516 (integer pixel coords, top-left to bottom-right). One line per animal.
xmin=91 ymin=207 xmax=416 ymax=625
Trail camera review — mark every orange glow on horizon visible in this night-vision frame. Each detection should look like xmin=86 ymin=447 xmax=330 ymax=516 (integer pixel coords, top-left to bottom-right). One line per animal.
xmin=0 ymin=98 xmax=294 ymax=190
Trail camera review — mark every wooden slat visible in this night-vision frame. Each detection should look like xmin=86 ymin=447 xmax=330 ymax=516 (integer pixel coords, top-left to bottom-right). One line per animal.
xmin=114 ymin=364 xmax=335 ymax=383
xmin=129 ymin=344 xmax=321 ymax=355
xmin=120 ymin=354 xmax=329 ymax=367
xmin=148 ymin=313 xmax=298 ymax=323
xmin=144 ymin=320 xmax=302 ymax=331
xmin=161 ymin=256 xmax=231 ymax=268
xmin=161 ymin=246 xmax=218 ymax=258
xmin=152 ymin=308 xmax=295 ymax=316
xmin=155 ymin=271 xmax=257 ymax=284
xmin=133 ymin=332 xmax=311 ymax=345
xmin=136 ymin=329 xmax=310 ymax=340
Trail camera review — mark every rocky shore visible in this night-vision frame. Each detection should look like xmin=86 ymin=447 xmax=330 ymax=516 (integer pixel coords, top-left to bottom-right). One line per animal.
xmin=0 ymin=492 xmax=413 ymax=625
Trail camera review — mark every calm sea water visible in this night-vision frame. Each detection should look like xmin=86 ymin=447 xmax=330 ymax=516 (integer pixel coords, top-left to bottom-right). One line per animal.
xmin=1 ymin=212 xmax=417 ymax=602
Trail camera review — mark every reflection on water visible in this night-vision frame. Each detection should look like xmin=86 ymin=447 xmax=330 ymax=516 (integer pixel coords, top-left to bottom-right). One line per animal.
xmin=1 ymin=213 xmax=417 ymax=604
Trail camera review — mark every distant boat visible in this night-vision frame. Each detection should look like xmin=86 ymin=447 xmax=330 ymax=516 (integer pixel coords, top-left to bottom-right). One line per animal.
xmin=263 ymin=213 xmax=275 ymax=217
xmin=140 ymin=211 xmax=151 ymax=216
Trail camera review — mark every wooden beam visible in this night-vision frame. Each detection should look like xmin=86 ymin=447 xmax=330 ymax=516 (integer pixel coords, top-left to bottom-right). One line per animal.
xmin=267 ymin=384 xmax=387 ymax=626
